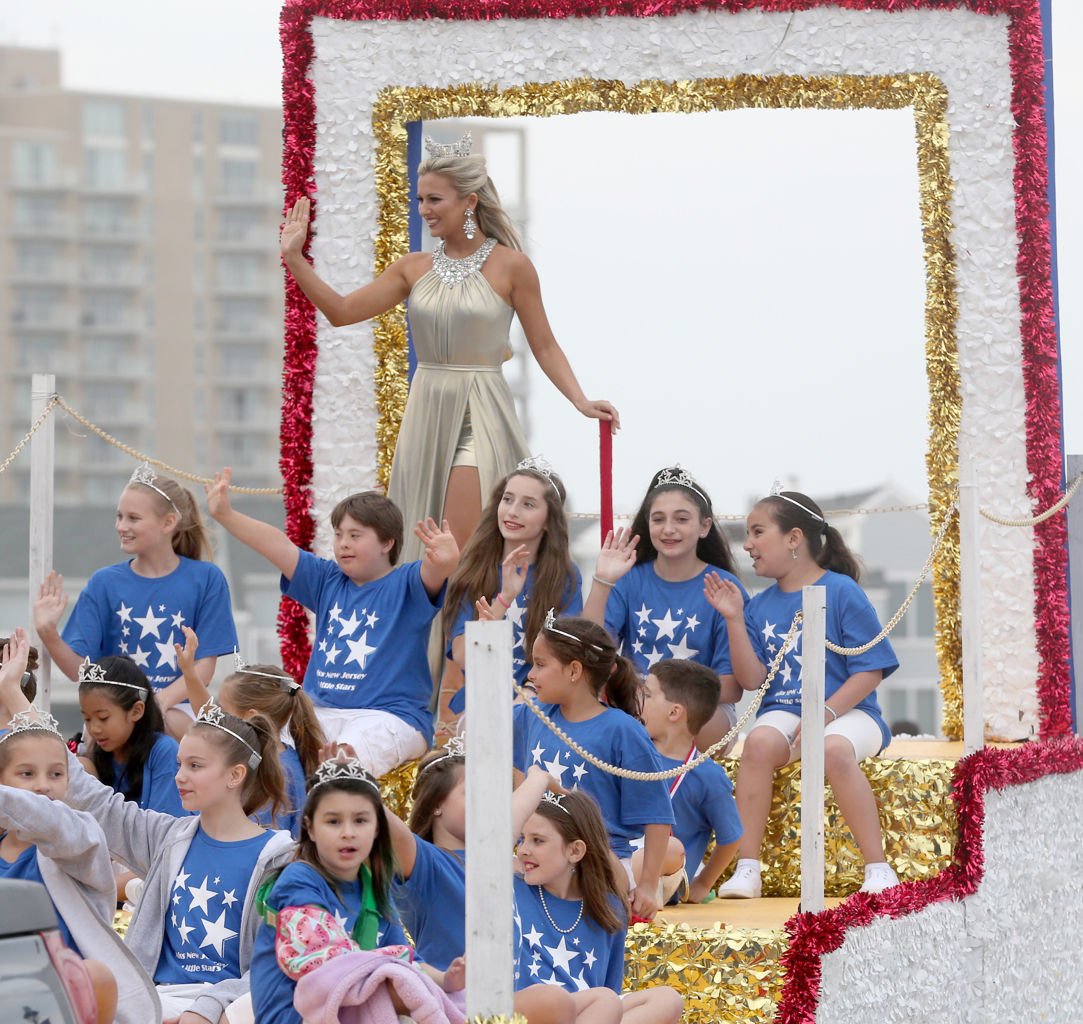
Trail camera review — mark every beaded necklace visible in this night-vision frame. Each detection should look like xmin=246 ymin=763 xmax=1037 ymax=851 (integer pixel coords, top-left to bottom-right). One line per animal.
xmin=536 ymin=884 xmax=584 ymax=935
xmin=432 ymin=237 xmax=497 ymax=288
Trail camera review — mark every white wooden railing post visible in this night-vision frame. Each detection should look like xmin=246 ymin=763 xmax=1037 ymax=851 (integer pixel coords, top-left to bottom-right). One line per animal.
xmin=800 ymin=584 xmax=826 ymax=913
xmin=959 ymin=454 xmax=985 ymax=753
xmin=464 ymin=618 xmax=514 ymax=1017
xmin=1068 ymin=454 xmax=1082 ymax=734
xmin=28 ymin=374 xmax=56 ymax=709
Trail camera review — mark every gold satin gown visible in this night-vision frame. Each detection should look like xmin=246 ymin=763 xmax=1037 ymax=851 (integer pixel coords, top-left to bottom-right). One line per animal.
xmin=388 ymin=238 xmax=530 ymax=562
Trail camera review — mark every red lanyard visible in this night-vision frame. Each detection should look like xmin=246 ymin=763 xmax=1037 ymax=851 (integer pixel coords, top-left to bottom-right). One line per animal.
xmin=668 ymin=744 xmax=697 ymax=799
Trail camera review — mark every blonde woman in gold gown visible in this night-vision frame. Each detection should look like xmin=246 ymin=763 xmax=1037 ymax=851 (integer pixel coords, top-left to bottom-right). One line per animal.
xmin=280 ymin=139 xmax=619 ymax=563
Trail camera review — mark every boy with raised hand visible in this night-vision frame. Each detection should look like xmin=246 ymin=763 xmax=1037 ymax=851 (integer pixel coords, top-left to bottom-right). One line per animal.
xmin=206 ymin=468 xmax=459 ymax=777
xmin=639 ymin=658 xmax=743 ymax=903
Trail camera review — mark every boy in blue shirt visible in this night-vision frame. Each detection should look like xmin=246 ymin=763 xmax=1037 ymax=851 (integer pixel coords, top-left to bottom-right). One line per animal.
xmin=207 ymin=469 xmax=459 ymax=776
xmin=639 ymin=659 xmax=743 ymax=903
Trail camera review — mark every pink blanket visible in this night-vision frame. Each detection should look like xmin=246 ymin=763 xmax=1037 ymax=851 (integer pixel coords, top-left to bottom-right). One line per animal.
xmin=294 ymin=950 xmax=467 ymax=1024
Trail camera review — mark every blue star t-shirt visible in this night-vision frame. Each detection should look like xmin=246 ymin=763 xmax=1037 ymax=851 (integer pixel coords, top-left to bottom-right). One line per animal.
xmin=392 ymin=838 xmax=465 ymax=970
xmin=255 ymin=746 xmax=306 ymax=839
xmin=251 ymin=860 xmax=409 ymax=1024
xmin=604 ymin=563 xmax=748 ymax=676
xmin=745 ymin=570 xmax=898 ymax=751
xmin=283 ymin=553 xmax=443 ymax=741
xmin=447 ymin=563 xmax=582 ymax=714
xmin=62 ymin=558 xmax=238 ymax=691
xmin=513 ymin=876 xmax=625 ymax=993
xmin=110 ymin=732 xmax=185 ymax=816
xmin=512 ymin=703 xmax=673 ymax=858
xmin=154 ymin=826 xmax=273 ymax=984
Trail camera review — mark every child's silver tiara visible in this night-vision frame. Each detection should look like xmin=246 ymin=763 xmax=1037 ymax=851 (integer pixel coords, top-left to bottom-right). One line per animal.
xmin=0 ymin=705 xmax=63 ymax=746
xmin=311 ymin=750 xmax=381 ymax=794
xmin=195 ymin=701 xmax=262 ymax=769
xmin=128 ymin=462 xmax=181 ymax=517
xmin=768 ymin=480 xmax=826 ymax=524
xmin=515 ymin=455 xmax=561 ymax=497
xmin=419 ymin=735 xmax=466 ymax=777
xmin=232 ymin=649 xmax=301 ymax=693
xmin=540 ymin=790 xmax=570 ymax=815
xmin=543 ymin=609 xmax=604 ymax=653
xmin=652 ymin=466 xmax=709 ymax=507
xmin=423 ymin=131 xmax=472 ymax=159
xmin=77 ymin=657 xmax=148 ymax=698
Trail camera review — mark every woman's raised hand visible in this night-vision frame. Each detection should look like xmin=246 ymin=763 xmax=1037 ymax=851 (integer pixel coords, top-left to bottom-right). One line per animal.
xmin=704 ymin=572 xmax=745 ymax=621
xmin=33 ymin=571 xmax=68 ymax=635
xmin=575 ymin=398 xmax=621 ymax=433
xmin=280 ymin=197 xmax=312 ymax=259
xmin=594 ymin=528 xmax=639 ymax=587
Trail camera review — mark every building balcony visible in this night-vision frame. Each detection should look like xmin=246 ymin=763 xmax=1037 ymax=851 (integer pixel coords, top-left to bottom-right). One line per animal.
xmin=80 ymin=220 xmax=145 ymax=242
xmin=79 ymin=173 xmax=148 ymax=195
xmin=213 ymin=416 xmax=278 ymax=434
xmin=213 ymin=274 xmax=280 ymax=297
xmin=11 ymin=352 xmax=81 ymax=377
xmin=80 ymin=311 xmax=144 ymax=334
xmin=10 ymin=308 xmax=78 ymax=331
xmin=214 ymin=318 xmax=278 ymax=341
xmin=10 ymin=169 xmax=80 ymax=191
xmin=80 ymin=266 xmax=145 ymax=289
xmin=9 ymin=215 xmax=77 ymax=238
xmin=211 ymin=232 xmax=272 ymax=251
xmin=213 ymin=185 xmax=283 ymax=207
xmin=81 ymin=405 xmax=149 ymax=429
xmin=215 ymin=364 xmax=282 ymax=388
xmin=79 ymin=357 xmax=149 ymax=379
xmin=10 ymin=261 xmax=77 ymax=284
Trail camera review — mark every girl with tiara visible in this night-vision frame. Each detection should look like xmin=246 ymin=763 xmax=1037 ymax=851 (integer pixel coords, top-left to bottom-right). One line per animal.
xmin=33 ymin=461 xmax=239 ymax=739
xmin=442 ymin=456 xmax=582 ymax=716
xmin=706 ymin=488 xmax=900 ymax=898
xmin=250 ymin=750 xmax=466 ymax=1024
xmin=279 ymin=134 xmax=618 ymax=558
xmin=386 ymin=745 xmax=575 ymax=1024
xmin=176 ymin=625 xmax=325 ymax=838
xmin=512 ymin=614 xmax=673 ymax=922
xmin=582 ymin=466 xmax=748 ymax=750
xmin=515 ymin=787 xmax=683 ymax=1024
xmin=0 ymin=630 xmax=160 ymax=1024
xmin=1 ymin=639 xmax=294 ymax=1022
xmin=77 ymin=655 xmax=184 ymax=816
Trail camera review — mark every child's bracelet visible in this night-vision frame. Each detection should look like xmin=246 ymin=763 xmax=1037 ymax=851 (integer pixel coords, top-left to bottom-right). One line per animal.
xmin=592 ymin=573 xmax=616 ymax=588
xmin=495 ymin=593 xmax=511 ymax=609
xmin=825 ymin=705 xmax=839 ymax=722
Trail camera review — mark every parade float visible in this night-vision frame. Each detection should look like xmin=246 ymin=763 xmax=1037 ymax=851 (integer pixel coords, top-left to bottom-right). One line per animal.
xmin=277 ymin=1 xmax=1081 ymax=1020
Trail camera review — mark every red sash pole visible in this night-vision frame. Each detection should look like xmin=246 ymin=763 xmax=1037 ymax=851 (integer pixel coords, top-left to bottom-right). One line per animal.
xmin=599 ymin=421 xmax=614 ymax=542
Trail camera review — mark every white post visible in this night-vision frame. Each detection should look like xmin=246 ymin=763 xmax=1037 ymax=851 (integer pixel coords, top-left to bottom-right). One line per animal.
xmin=28 ymin=374 xmax=56 ymax=709
xmin=464 ymin=618 xmax=514 ymax=1017
xmin=959 ymin=453 xmax=984 ymax=753
xmin=800 ymin=585 xmax=826 ymax=914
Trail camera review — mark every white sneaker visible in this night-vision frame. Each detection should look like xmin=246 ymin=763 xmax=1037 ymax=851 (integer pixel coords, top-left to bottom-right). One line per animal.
xmin=716 ymin=860 xmax=762 ymax=899
xmin=860 ymin=862 xmax=899 ymax=894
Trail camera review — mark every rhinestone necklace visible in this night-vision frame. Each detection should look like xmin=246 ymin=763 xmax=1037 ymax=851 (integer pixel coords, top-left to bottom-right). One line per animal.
xmin=431 ymin=237 xmax=497 ymax=288
xmin=536 ymin=885 xmax=583 ymax=935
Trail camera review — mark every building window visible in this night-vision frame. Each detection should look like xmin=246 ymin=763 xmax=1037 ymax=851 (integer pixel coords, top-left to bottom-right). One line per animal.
xmin=13 ymin=286 xmax=66 ymax=326
xmin=218 ymin=112 xmax=260 ymax=147
xmin=85 ymin=147 xmax=127 ymax=189
xmin=14 ymin=195 xmax=63 ymax=229
xmin=217 ymin=208 xmax=264 ymax=242
xmin=216 ymin=297 xmax=266 ymax=332
xmin=85 ymin=337 xmax=132 ymax=371
xmin=11 ymin=141 xmax=59 ymax=186
xmin=192 ymin=109 xmax=204 ymax=143
xmin=219 ymin=434 xmax=264 ymax=463
xmin=218 ymin=387 xmax=257 ymax=423
xmin=219 ymin=159 xmax=258 ymax=197
xmin=15 ymin=334 xmax=65 ymax=370
xmin=82 ymin=245 xmax=133 ymax=284
xmin=83 ymin=197 xmax=134 ymax=235
xmin=84 ymin=382 xmax=131 ymax=417
xmin=82 ymin=99 xmax=126 ymax=139
xmin=217 ymin=253 xmax=263 ymax=290
xmin=14 ymin=241 xmax=63 ymax=276
xmin=82 ymin=291 xmax=132 ymax=329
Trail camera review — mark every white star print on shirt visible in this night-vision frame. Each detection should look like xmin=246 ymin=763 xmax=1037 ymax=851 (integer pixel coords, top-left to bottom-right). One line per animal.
xmin=667 ymin=634 xmax=700 ymax=661
xmin=221 ymin=889 xmax=238 ymax=909
xmin=583 ymin=948 xmax=598 ymax=969
xmin=155 ymin=633 xmax=178 ymax=670
xmin=685 ymin=613 xmax=700 ymax=632
xmin=572 ymin=762 xmax=588 ymax=784
xmin=761 ymin=620 xmax=778 ymax=643
xmin=173 ymin=869 xmax=191 ymax=892
xmin=543 ymin=751 xmax=569 ymax=786
xmin=571 ymin=970 xmax=590 ymax=991
xmin=780 ymin=662 xmax=793 ymax=684
xmin=328 ymin=602 xmax=343 ymax=622
xmin=131 ymin=646 xmax=150 ymax=668
xmin=116 ymin=602 xmax=133 ymax=624
xmin=645 ymin=646 xmax=665 ymax=669
xmin=338 ymin=610 xmax=362 ymax=637
xmin=171 ymin=611 xmax=185 ymax=630
xmin=188 ymin=876 xmax=217 ymax=915
xmin=333 ymin=908 xmax=348 ymax=930
xmin=199 ymin=909 xmax=239 ymax=957
xmin=119 ymin=642 xmax=129 ymax=654
xmin=325 ymin=645 xmax=342 ymax=665
xmin=365 ymin=611 xmax=380 ymax=629
xmin=133 ymin=605 xmax=166 ymax=640
xmin=523 ymin=924 xmax=544 ymax=947
xmin=345 ymin=631 xmax=377 ymax=669
xmin=652 ymin=609 xmax=680 ymax=641
xmin=176 ymin=917 xmax=195 ymax=945
xmin=531 ymin=742 xmax=545 ymax=765
xmin=529 ymin=960 xmax=541 ymax=977
xmin=545 ymin=936 xmax=581 ymax=974
xmin=634 ymin=603 xmax=652 ymax=625
xmin=319 ymin=639 xmax=328 ymax=652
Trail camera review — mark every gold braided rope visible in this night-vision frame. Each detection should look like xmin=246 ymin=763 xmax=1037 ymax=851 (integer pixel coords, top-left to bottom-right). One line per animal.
xmin=569 ymin=502 xmax=931 ymax=522
xmin=50 ymin=395 xmax=284 ymax=496
xmin=0 ymin=395 xmax=60 ymax=476
xmin=823 ymin=497 xmax=959 ymax=656
xmin=512 ymin=612 xmax=803 ymax=782
xmin=978 ymin=471 xmax=1082 ymax=527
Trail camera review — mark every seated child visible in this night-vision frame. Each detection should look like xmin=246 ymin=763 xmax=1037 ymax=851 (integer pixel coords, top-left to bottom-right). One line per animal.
xmin=206 ymin=468 xmax=460 ymax=777
xmin=636 ymin=659 xmax=742 ymax=903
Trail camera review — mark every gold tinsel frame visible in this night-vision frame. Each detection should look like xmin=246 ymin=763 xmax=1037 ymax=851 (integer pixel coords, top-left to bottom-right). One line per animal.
xmin=370 ymin=75 xmax=963 ymax=735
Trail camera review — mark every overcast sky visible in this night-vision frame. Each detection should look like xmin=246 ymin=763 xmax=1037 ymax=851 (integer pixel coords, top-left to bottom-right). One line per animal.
xmin=1 ymin=0 xmax=1079 ymax=517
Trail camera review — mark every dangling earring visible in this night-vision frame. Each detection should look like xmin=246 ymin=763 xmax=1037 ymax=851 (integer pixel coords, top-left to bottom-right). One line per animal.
xmin=463 ymin=207 xmax=477 ymax=241
xmin=791 ymin=548 xmax=798 ymax=561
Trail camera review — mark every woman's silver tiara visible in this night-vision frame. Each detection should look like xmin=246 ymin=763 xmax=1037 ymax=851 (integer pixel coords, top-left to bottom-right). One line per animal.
xmin=540 ymin=790 xmax=570 ymax=815
xmin=232 ymin=649 xmax=301 ymax=693
xmin=652 ymin=467 xmax=709 ymax=506
xmin=128 ymin=462 xmax=181 ymax=517
xmin=543 ymin=608 xmax=604 ymax=653
xmin=77 ymin=657 xmax=148 ymax=698
xmin=0 ymin=705 xmax=63 ymax=746
xmin=311 ymin=750 xmax=381 ymax=795
xmin=195 ymin=701 xmax=262 ymax=769
xmin=423 ymin=131 xmax=472 ymax=159
xmin=768 ymin=480 xmax=826 ymax=524
xmin=515 ymin=455 xmax=561 ymax=497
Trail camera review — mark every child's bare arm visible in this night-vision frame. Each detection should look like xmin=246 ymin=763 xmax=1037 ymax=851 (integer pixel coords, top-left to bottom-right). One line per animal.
xmin=206 ymin=468 xmax=300 ymax=579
